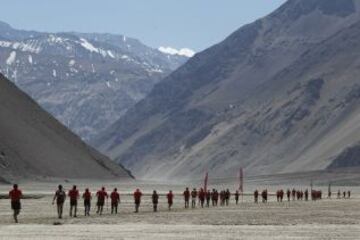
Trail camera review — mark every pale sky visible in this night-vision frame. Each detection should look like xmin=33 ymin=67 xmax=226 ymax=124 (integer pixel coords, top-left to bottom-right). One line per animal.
xmin=1 ymin=0 xmax=286 ymax=51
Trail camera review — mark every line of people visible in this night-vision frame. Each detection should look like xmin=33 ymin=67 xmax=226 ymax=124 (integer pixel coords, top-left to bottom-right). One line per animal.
xmin=6 ymin=184 xmax=352 ymax=223
xmin=336 ymin=190 xmax=351 ymax=199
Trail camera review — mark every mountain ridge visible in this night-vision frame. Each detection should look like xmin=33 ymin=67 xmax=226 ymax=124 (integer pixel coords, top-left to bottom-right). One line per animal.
xmin=0 ymin=73 xmax=132 ymax=182
xmin=0 ymin=20 xmax=189 ymax=141
xmin=93 ymin=0 xmax=360 ymax=180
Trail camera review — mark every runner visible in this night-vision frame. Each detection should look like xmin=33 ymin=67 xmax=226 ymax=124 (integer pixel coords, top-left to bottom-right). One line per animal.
xmin=183 ymin=187 xmax=190 ymax=208
xmin=304 ymin=189 xmax=309 ymax=201
xmin=198 ymin=188 xmax=205 ymax=208
xmin=225 ymin=189 xmax=231 ymax=206
xmin=110 ymin=188 xmax=120 ymax=214
xmin=206 ymin=190 xmax=211 ymax=207
xmin=286 ymin=189 xmax=291 ymax=202
xmin=254 ymin=189 xmax=259 ymax=203
xmin=83 ymin=188 xmax=92 ymax=216
xmin=96 ymin=187 xmax=108 ymax=215
xmin=68 ymin=185 xmax=79 ymax=217
xmin=134 ymin=188 xmax=142 ymax=213
xmin=234 ymin=190 xmax=240 ymax=205
xmin=167 ymin=190 xmax=174 ymax=211
xmin=152 ymin=190 xmax=159 ymax=212
xmin=191 ymin=188 xmax=197 ymax=208
xmin=52 ymin=185 xmax=66 ymax=219
xmin=9 ymin=184 xmax=22 ymax=223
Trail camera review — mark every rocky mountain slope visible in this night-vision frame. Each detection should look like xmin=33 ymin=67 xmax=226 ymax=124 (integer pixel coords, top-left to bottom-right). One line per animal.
xmin=0 ymin=21 xmax=189 ymax=141
xmin=0 ymin=73 xmax=132 ymax=183
xmin=94 ymin=0 xmax=360 ymax=180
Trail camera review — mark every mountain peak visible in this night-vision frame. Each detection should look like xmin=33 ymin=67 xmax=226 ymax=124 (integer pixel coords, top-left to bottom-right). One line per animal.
xmin=0 ymin=20 xmax=12 ymax=31
xmin=273 ymin=0 xmax=356 ymax=21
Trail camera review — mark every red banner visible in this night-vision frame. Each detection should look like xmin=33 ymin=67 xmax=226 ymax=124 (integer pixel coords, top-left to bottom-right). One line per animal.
xmin=239 ymin=168 xmax=243 ymax=193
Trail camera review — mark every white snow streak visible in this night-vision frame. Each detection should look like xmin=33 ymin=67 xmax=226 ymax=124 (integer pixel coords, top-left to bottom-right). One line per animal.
xmin=158 ymin=46 xmax=195 ymax=57
xmin=0 ymin=40 xmax=41 ymax=53
xmin=69 ymin=60 xmax=76 ymax=66
xmin=107 ymin=50 xmax=115 ymax=58
xmin=6 ymin=51 xmax=16 ymax=65
xmin=28 ymin=55 xmax=33 ymax=64
xmin=80 ymin=38 xmax=99 ymax=53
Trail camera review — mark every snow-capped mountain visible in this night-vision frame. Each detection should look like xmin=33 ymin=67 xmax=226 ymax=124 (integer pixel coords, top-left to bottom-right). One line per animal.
xmin=0 ymin=21 xmax=190 ymax=141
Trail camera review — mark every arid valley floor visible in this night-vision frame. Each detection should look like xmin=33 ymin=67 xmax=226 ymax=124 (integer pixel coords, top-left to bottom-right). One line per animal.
xmin=0 ymin=181 xmax=359 ymax=240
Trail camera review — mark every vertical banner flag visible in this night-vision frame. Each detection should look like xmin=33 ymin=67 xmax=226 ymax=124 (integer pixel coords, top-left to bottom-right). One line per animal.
xmin=239 ymin=167 xmax=243 ymax=193
xmin=204 ymin=171 xmax=208 ymax=192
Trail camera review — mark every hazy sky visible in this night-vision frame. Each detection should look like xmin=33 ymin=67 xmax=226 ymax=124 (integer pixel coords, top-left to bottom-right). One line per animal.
xmin=1 ymin=0 xmax=286 ymax=51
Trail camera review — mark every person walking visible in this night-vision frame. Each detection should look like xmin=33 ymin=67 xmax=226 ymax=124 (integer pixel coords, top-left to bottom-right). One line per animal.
xmin=52 ymin=185 xmax=66 ymax=219
xmin=225 ymin=189 xmax=231 ymax=206
xmin=110 ymin=188 xmax=120 ymax=214
xmin=198 ymin=188 xmax=205 ymax=208
xmin=183 ymin=187 xmax=190 ymax=208
xmin=167 ymin=190 xmax=174 ymax=211
xmin=68 ymin=185 xmax=79 ymax=217
xmin=134 ymin=189 xmax=142 ymax=213
xmin=254 ymin=190 xmax=259 ymax=203
xmin=96 ymin=187 xmax=108 ymax=215
xmin=83 ymin=188 xmax=92 ymax=216
xmin=191 ymin=188 xmax=197 ymax=208
xmin=206 ymin=190 xmax=211 ymax=207
xmin=9 ymin=184 xmax=22 ymax=223
xmin=152 ymin=190 xmax=159 ymax=212
xmin=234 ymin=190 xmax=240 ymax=205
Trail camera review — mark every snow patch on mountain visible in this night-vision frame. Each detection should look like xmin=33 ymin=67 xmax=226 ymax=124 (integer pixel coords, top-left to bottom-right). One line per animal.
xmin=0 ymin=40 xmax=41 ymax=53
xmin=80 ymin=38 xmax=98 ymax=53
xmin=158 ymin=46 xmax=195 ymax=57
xmin=6 ymin=51 xmax=16 ymax=65
xmin=69 ymin=59 xmax=76 ymax=66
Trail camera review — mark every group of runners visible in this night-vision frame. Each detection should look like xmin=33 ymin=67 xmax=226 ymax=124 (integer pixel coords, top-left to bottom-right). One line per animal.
xmin=7 ymin=184 xmax=352 ymax=223
xmin=52 ymin=185 xmax=121 ymax=218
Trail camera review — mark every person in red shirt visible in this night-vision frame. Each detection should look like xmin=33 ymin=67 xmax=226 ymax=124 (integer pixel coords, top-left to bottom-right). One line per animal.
xmin=82 ymin=188 xmax=92 ymax=216
xmin=198 ymin=188 xmax=205 ymax=208
xmin=68 ymin=185 xmax=79 ymax=217
xmin=167 ymin=190 xmax=174 ymax=211
xmin=110 ymin=188 xmax=120 ymax=214
xmin=52 ymin=185 xmax=66 ymax=219
xmin=133 ymin=189 xmax=142 ymax=213
xmin=96 ymin=187 xmax=108 ymax=215
xmin=183 ymin=187 xmax=190 ymax=208
xmin=9 ymin=184 xmax=22 ymax=223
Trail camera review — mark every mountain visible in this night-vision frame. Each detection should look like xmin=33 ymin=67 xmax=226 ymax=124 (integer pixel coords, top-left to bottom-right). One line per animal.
xmin=0 ymin=21 xmax=190 ymax=141
xmin=93 ymin=0 xmax=360 ymax=180
xmin=0 ymin=73 xmax=132 ymax=183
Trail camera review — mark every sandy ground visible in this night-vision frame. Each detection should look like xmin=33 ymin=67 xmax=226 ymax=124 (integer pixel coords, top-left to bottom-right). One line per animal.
xmin=0 ymin=181 xmax=359 ymax=239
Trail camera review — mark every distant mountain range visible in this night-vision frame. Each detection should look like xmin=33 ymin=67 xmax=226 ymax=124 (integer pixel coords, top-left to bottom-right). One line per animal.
xmin=93 ymin=0 xmax=360 ymax=180
xmin=0 ymin=73 xmax=131 ymax=183
xmin=0 ymin=20 xmax=190 ymax=141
